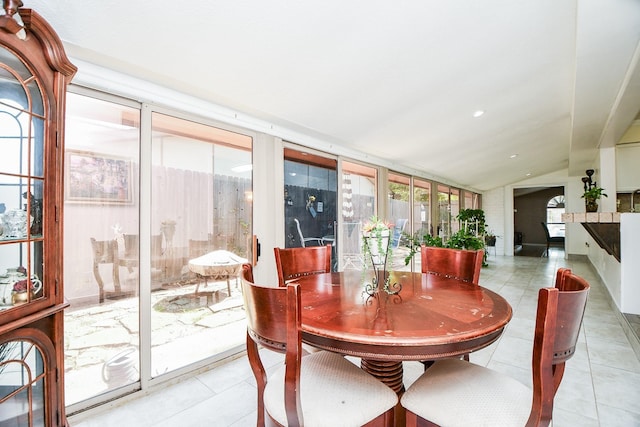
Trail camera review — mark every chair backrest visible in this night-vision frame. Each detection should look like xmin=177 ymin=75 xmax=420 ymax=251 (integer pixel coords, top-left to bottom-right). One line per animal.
xmin=391 ymin=218 xmax=408 ymax=249
xmin=528 ymin=268 xmax=589 ymax=425
xmin=274 ymin=245 xmax=332 ymax=287
xmin=541 ymin=222 xmax=551 ymax=241
xmin=420 ymin=245 xmax=484 ymax=285
xmin=240 ymin=263 xmax=304 ymax=426
xmin=90 ymin=238 xmax=118 ymax=264
xmin=293 ymin=218 xmax=307 ymax=247
xmin=122 ymin=234 xmax=138 ymax=258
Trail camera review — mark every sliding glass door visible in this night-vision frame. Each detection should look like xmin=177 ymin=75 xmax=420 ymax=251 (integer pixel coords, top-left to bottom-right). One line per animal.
xmin=283 ymin=148 xmax=337 ymax=268
xmin=150 ymin=112 xmax=252 ymax=376
xmin=63 ymin=91 xmax=253 ymax=411
xmin=64 ymin=92 xmax=142 ymax=406
xmin=387 ymin=172 xmax=410 ymax=270
xmin=340 ymin=161 xmax=377 ymax=270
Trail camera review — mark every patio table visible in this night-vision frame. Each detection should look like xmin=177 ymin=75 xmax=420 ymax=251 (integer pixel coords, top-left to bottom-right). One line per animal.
xmin=188 ymin=250 xmax=248 ymax=296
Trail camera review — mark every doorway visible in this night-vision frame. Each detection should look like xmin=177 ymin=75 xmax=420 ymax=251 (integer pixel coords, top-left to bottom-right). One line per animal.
xmin=513 ymin=186 xmax=565 ymax=257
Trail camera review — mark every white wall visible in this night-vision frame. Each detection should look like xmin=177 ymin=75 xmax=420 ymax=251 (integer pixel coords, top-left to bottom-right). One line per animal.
xmin=621 ymin=213 xmax=640 ymax=314
xmin=566 ymin=178 xmax=590 ymax=256
xmin=600 ymin=147 xmax=617 ymax=212
xmin=616 ymin=143 xmax=640 ymax=192
xmin=481 ymin=188 xmax=506 ymax=255
xmin=252 ymin=134 xmax=282 ymax=286
xmin=587 ymin=231 xmax=622 ymax=307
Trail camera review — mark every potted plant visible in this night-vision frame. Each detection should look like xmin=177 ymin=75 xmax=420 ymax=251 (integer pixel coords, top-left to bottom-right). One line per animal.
xmin=485 ymin=230 xmax=497 ymax=247
xmin=361 ymin=216 xmax=401 ymax=295
xmin=457 ymin=209 xmax=486 ymax=237
xmin=403 ymin=209 xmax=489 ymax=266
xmin=362 ymin=216 xmax=394 ymax=267
xmin=445 ymin=229 xmax=486 ymax=252
xmin=581 ymin=187 xmax=607 ymax=212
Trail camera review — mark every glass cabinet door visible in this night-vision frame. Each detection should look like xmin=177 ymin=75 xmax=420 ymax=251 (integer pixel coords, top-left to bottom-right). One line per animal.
xmin=0 ymin=47 xmax=46 ymax=311
xmin=0 ymin=338 xmax=47 ymax=427
xmin=1 ymin=4 xmax=76 ymax=426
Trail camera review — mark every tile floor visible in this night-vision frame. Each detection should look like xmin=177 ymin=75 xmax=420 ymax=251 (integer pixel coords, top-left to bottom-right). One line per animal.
xmin=69 ymin=249 xmax=640 ymax=427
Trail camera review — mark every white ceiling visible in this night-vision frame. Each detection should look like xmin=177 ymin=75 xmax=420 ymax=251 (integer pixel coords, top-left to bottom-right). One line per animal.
xmin=23 ymin=0 xmax=640 ymax=191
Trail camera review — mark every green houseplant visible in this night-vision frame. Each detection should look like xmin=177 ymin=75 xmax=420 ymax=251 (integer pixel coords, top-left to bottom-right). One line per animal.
xmin=581 ymin=187 xmax=607 ymax=212
xmin=403 ymin=209 xmax=488 ymax=266
xmin=456 ymin=209 xmax=486 ymax=236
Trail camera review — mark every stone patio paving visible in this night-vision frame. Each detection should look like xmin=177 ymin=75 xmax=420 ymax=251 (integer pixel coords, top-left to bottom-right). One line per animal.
xmin=64 ymin=279 xmax=246 ymax=405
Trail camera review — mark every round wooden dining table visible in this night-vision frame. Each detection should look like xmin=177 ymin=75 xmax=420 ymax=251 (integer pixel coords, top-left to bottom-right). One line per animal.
xmin=297 ymin=270 xmax=513 ymax=394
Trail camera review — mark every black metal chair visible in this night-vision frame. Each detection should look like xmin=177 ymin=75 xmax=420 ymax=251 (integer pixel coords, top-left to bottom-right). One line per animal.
xmin=541 ymin=222 xmax=564 ymax=256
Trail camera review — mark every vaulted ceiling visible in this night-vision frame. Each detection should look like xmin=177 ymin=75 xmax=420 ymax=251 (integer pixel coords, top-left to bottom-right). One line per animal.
xmin=25 ymin=0 xmax=640 ymax=191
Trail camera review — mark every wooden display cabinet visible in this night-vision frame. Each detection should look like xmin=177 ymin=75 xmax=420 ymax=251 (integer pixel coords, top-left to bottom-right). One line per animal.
xmin=0 ymin=1 xmax=76 ymax=425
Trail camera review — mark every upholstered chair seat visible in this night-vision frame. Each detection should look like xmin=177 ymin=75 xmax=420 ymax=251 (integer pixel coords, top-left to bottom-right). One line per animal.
xmin=401 ymin=358 xmax=533 ymax=426
xmin=264 ymin=351 xmax=398 ymax=426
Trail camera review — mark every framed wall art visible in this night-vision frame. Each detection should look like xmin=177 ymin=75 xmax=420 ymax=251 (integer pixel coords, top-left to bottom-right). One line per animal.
xmin=65 ymin=150 xmax=133 ymax=204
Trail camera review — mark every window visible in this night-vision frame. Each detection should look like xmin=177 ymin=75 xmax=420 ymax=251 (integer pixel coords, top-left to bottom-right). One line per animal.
xmin=387 ymin=172 xmax=410 ymax=270
xmin=340 ymin=161 xmax=376 ymax=270
xmin=546 ymin=195 xmax=565 ymax=237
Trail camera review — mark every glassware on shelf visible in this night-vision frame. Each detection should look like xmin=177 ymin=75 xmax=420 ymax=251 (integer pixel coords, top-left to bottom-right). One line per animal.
xmin=1 ymin=208 xmax=30 ymax=239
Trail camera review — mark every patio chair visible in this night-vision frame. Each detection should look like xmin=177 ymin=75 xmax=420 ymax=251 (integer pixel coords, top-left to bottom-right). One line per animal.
xmin=390 ymin=218 xmax=408 ymax=249
xmin=293 ymin=218 xmax=324 ymax=247
xmin=90 ymin=238 xmax=133 ymax=303
xmin=401 ymin=268 xmax=590 ymax=427
xmin=340 ymin=221 xmax=365 ymax=270
xmin=240 ymin=264 xmax=397 ymax=426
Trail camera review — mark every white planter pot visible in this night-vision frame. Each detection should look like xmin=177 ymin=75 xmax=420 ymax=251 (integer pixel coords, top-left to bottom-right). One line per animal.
xmin=363 ymin=230 xmax=390 ymax=266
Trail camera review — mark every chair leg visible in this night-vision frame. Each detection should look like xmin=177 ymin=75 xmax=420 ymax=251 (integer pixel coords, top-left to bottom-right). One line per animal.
xmin=421 ymin=360 xmax=434 ymax=371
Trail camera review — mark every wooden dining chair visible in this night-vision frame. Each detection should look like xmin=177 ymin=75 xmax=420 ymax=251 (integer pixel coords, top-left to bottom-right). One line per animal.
xmin=401 ymin=268 xmax=590 ymax=427
xmin=274 ymin=244 xmax=332 ymax=287
xmin=420 ymin=245 xmax=484 ymax=285
xmin=420 ymin=245 xmax=484 ymax=364
xmin=90 ymin=238 xmax=122 ymax=303
xmin=240 ymin=264 xmax=397 ymax=427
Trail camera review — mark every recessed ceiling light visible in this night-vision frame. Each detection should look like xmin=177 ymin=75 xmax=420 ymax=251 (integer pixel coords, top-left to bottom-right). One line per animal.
xmin=510 ymin=154 xmax=518 ymax=159
xmin=526 ymin=173 xmax=532 ymax=177
xmin=473 ymin=110 xmax=485 ymax=118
